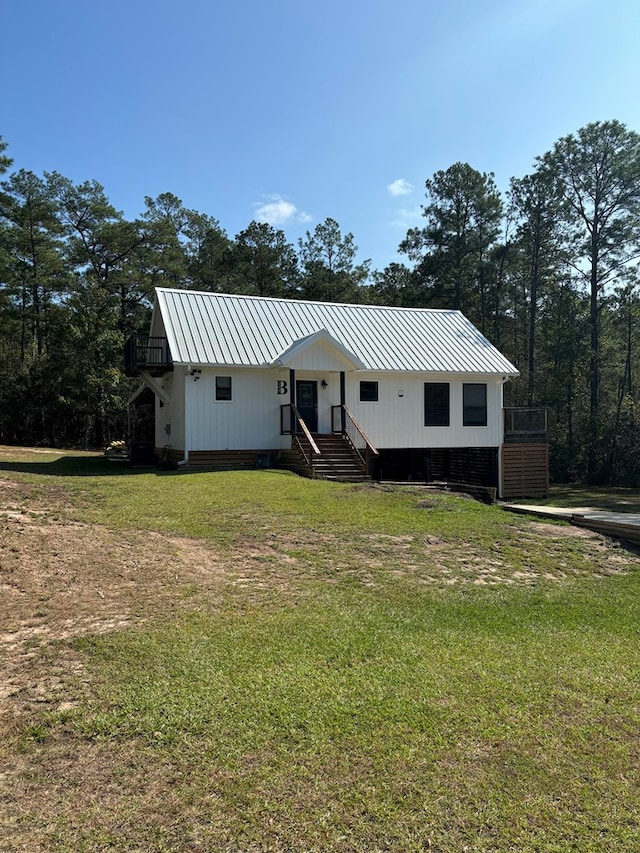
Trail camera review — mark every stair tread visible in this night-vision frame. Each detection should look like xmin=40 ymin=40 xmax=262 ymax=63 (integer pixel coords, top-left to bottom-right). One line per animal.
xmin=291 ymin=432 xmax=371 ymax=481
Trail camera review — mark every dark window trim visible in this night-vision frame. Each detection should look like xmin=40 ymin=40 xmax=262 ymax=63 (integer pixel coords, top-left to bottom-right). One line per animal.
xmin=359 ymin=380 xmax=379 ymax=402
xmin=215 ymin=375 xmax=233 ymax=402
xmin=463 ymin=382 xmax=487 ymax=426
xmin=424 ymin=382 xmax=450 ymax=427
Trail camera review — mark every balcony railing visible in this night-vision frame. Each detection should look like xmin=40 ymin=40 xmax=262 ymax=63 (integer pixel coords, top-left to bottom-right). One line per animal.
xmin=504 ymin=408 xmax=548 ymax=442
xmin=124 ymin=336 xmax=173 ymax=376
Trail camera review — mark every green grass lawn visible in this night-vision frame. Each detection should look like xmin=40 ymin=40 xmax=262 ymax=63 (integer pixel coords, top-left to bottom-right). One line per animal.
xmin=2 ymin=447 xmax=640 ymax=852
xmin=76 ymin=581 xmax=640 ymax=851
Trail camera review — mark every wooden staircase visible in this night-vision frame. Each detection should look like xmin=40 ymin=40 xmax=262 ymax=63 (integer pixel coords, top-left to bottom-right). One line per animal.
xmin=295 ymin=433 xmax=371 ymax=481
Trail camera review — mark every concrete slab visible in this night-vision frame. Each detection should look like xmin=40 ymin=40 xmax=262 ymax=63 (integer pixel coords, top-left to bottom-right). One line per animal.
xmin=500 ymin=503 xmax=640 ymax=548
xmin=580 ymin=512 xmax=640 ymax=525
xmin=499 ymin=503 xmax=576 ymax=520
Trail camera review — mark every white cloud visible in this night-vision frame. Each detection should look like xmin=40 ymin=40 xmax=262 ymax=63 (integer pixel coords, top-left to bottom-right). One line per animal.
xmin=387 ymin=178 xmax=414 ymax=197
xmin=389 ymin=206 xmax=423 ymax=229
xmin=253 ymin=194 xmax=312 ymax=226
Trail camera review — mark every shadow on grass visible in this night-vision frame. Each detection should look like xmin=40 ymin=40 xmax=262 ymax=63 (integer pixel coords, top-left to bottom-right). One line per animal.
xmin=548 ymin=484 xmax=640 ymax=513
xmin=0 ymin=455 xmax=175 ymax=478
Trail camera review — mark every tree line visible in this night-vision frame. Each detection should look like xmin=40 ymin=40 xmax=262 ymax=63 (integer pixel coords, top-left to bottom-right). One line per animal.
xmin=1 ymin=120 xmax=640 ymax=485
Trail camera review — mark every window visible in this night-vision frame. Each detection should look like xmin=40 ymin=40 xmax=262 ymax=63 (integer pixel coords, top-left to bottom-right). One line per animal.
xmin=215 ymin=375 xmax=232 ymax=401
xmin=463 ymin=383 xmax=487 ymax=426
xmin=360 ymin=380 xmax=379 ymax=402
xmin=424 ymin=383 xmax=450 ymax=426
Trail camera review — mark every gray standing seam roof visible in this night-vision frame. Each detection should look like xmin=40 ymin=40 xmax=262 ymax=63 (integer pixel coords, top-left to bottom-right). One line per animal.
xmin=155 ymin=288 xmax=519 ymax=375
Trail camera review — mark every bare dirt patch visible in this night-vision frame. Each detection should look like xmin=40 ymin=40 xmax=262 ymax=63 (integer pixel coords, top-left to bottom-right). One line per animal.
xmin=0 ymin=477 xmax=236 ymax=851
xmin=0 ymin=481 xmax=229 ymax=721
xmin=526 ymin=520 xmax=601 ymax=538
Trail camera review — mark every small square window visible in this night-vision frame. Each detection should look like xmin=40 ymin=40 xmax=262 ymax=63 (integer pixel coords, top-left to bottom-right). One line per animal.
xmin=463 ymin=383 xmax=487 ymax=426
xmin=215 ymin=375 xmax=232 ymax=401
xmin=360 ymin=381 xmax=378 ymax=402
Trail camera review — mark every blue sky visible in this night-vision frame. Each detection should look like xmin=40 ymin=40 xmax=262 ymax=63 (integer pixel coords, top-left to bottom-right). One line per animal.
xmin=3 ymin=0 xmax=640 ymax=272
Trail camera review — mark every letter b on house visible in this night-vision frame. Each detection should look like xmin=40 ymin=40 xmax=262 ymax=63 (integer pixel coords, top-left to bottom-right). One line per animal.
xmin=277 ymin=380 xmax=288 ymax=395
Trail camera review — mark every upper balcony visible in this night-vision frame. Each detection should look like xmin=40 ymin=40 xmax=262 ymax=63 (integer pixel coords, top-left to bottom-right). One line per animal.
xmin=504 ymin=408 xmax=548 ymax=443
xmin=124 ymin=336 xmax=173 ymax=377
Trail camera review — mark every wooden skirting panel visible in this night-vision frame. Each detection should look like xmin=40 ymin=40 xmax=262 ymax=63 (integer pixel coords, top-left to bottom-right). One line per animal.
xmin=157 ymin=448 xmax=278 ymax=470
xmin=189 ymin=450 xmax=278 ymax=470
xmin=502 ymin=443 xmax=549 ymax=499
xmin=377 ymin=447 xmax=498 ymax=488
xmin=276 ymin=449 xmax=311 ymax=477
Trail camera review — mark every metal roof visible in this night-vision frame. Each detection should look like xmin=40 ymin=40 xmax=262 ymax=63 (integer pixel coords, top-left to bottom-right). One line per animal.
xmin=154 ymin=287 xmax=519 ymax=375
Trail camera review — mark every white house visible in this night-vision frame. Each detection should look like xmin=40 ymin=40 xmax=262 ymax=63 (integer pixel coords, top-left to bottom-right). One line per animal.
xmin=125 ymin=287 xmax=548 ymax=498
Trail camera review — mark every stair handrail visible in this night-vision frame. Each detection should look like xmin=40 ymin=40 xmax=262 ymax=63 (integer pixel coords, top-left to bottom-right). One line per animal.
xmin=281 ymin=403 xmax=321 ymax=455
xmin=292 ymin=433 xmax=311 ymax=467
xmin=342 ymin=405 xmax=378 ymax=455
xmin=291 ymin=403 xmax=321 ymax=456
xmin=338 ymin=405 xmax=378 ymax=475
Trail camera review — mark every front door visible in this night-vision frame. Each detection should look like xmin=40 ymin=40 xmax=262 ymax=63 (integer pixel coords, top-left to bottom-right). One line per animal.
xmin=296 ymin=380 xmax=318 ymax=432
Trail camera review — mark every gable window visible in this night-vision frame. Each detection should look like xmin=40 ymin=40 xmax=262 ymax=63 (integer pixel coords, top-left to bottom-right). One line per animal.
xmin=424 ymin=382 xmax=450 ymax=426
xmin=215 ymin=375 xmax=232 ymax=401
xmin=463 ymin=383 xmax=487 ymax=426
xmin=360 ymin=381 xmax=379 ymax=402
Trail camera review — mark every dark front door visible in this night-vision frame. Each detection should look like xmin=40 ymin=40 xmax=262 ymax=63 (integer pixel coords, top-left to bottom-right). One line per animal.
xmin=296 ymin=380 xmax=318 ymax=432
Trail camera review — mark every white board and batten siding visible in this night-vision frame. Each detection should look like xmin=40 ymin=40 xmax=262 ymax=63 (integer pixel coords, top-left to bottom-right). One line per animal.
xmin=345 ymin=373 xmax=504 ymax=449
xmin=283 ymin=337 xmax=357 ymax=374
xmin=174 ymin=366 xmax=505 ymax=452
xmin=185 ymin=367 xmax=291 ymax=451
